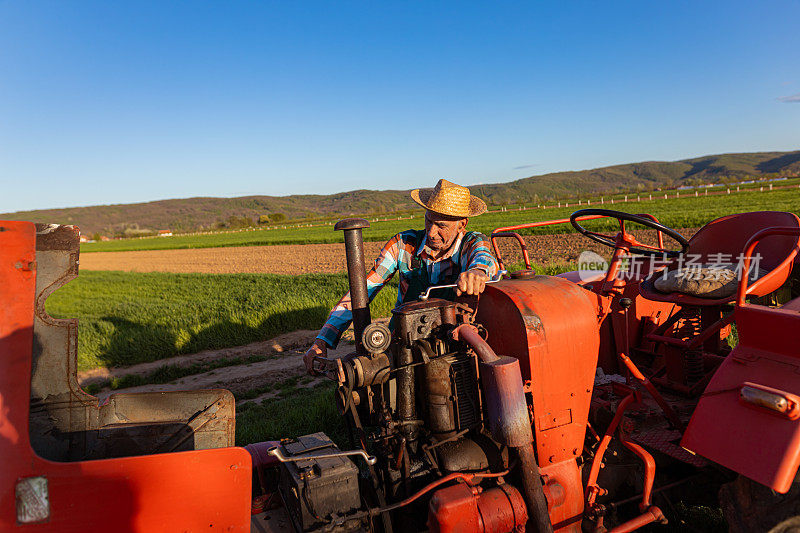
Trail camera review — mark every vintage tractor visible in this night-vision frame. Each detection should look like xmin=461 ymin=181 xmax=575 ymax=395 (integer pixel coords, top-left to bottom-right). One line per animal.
xmin=2 ymin=209 xmax=800 ymax=532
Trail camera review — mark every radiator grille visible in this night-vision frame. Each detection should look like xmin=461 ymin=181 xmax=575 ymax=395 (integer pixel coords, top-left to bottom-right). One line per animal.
xmin=450 ymin=356 xmax=481 ymax=430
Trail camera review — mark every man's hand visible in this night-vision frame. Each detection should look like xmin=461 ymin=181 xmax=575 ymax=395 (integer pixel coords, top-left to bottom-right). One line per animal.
xmin=456 ymin=269 xmax=489 ymax=297
xmin=303 ymin=339 xmax=328 ymax=376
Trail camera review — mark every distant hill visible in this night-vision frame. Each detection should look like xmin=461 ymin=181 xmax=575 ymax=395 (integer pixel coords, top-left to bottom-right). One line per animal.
xmin=4 ymin=150 xmax=799 ymax=236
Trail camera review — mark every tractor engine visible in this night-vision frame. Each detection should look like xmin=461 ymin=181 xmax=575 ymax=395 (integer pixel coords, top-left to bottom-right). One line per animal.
xmin=270 ymin=295 xmax=536 ymax=533
xmin=267 ymin=218 xmax=598 ymax=533
xmin=346 ymin=298 xmax=505 ymax=490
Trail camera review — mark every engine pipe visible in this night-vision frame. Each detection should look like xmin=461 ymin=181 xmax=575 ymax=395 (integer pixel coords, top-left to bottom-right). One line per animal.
xmin=396 ymin=346 xmax=418 ymax=443
xmin=334 ymin=217 xmax=372 ymax=354
xmin=454 ymin=324 xmax=553 ymax=533
xmin=451 ymin=324 xmax=499 ymax=363
xmin=367 ymin=470 xmax=509 ymax=518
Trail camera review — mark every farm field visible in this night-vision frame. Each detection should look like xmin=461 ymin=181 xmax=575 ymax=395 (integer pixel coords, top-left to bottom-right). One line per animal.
xmin=79 ymin=186 xmax=800 ymax=253
xmin=50 ymin=260 xmax=580 ymax=372
xmin=46 ymin=270 xmax=400 ymax=371
xmin=78 ymin=227 xmax=653 ymax=274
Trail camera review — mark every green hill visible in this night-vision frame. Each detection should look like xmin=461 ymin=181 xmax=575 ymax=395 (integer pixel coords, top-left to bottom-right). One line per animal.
xmin=3 ymin=150 xmax=798 ymax=236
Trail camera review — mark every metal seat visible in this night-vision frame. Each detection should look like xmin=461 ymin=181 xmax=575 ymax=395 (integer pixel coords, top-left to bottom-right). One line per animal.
xmin=639 ymin=211 xmax=800 ymax=306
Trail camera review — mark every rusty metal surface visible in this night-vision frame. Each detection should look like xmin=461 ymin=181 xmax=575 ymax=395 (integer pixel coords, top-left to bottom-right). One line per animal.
xmin=427 ymin=482 xmax=529 ymax=533
xmin=336 ymin=218 xmax=371 ymax=354
xmin=29 ymin=224 xmax=236 ymax=462
xmin=250 ymin=506 xmax=294 ymax=533
xmin=480 ymin=356 xmax=532 ymax=448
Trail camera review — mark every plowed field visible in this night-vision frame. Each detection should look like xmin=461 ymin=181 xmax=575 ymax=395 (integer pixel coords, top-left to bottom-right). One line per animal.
xmin=80 ymin=228 xmax=698 ymax=274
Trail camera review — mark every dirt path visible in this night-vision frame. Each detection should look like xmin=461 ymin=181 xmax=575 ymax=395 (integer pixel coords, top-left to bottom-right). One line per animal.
xmin=80 ymin=327 xmax=364 ymax=405
xmin=79 ymin=229 xmax=698 ymax=274
xmin=78 ymin=329 xmax=321 ymax=385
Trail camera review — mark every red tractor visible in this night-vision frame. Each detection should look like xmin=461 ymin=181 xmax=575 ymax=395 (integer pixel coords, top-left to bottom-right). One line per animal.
xmin=2 ymin=209 xmax=800 ymax=532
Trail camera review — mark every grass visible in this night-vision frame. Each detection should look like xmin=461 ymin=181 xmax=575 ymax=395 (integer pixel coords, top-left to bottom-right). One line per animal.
xmin=48 ymin=263 xmax=575 ymax=372
xmin=80 ymin=187 xmax=800 ymax=253
xmin=235 ymin=382 xmax=347 ymax=447
xmin=46 ymin=270 xmax=399 ymax=371
xmin=83 ymin=353 xmax=274 ymax=393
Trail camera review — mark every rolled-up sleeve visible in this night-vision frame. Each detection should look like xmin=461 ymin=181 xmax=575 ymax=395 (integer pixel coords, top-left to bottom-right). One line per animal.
xmin=461 ymin=233 xmax=500 ymax=279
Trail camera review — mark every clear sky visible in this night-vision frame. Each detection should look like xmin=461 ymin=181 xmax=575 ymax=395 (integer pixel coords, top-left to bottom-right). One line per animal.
xmin=1 ymin=1 xmax=798 ymax=213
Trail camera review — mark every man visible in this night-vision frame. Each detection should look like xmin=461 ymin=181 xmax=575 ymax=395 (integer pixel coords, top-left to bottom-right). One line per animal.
xmin=303 ymin=179 xmax=500 ymax=374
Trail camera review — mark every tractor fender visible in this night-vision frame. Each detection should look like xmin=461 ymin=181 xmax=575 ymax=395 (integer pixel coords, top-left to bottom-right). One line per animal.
xmin=682 ymin=302 xmax=800 ymax=493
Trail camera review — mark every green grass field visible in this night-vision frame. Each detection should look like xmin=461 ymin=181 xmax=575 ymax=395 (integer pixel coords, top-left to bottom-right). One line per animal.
xmin=235 ymin=382 xmax=347 ymax=447
xmin=80 ymin=187 xmax=800 ymax=253
xmin=46 ymin=270 xmax=400 ymax=371
xmin=47 ymin=262 xmax=573 ymax=372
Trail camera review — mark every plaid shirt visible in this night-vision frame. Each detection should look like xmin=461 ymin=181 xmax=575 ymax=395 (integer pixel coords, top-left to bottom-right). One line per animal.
xmin=317 ymin=230 xmax=499 ymax=348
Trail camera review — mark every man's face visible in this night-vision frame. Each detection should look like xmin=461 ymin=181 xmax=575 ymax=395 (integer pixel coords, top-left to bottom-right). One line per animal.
xmin=424 ymin=211 xmax=467 ymax=253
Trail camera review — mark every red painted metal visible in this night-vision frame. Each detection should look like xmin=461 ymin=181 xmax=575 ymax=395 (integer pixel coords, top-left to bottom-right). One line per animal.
xmin=493 ymin=215 xmax=605 ymax=235
xmin=427 ymin=483 xmax=527 ymax=533
xmin=490 ymin=215 xmax=604 ymax=272
xmin=607 ymin=506 xmax=665 ymax=533
xmin=586 ymin=394 xmax=637 ymax=507
xmin=736 ymin=226 xmax=800 ymax=305
xmin=0 ymin=221 xmax=252 ymax=532
xmin=618 ymin=353 xmax=683 ymax=431
xmin=477 ymin=485 xmax=528 ymax=533
xmin=618 ymin=438 xmax=655 ymax=511
xmin=640 ymin=211 xmax=800 ymax=306
xmin=428 ymin=483 xmax=481 ymax=533
xmin=491 ymin=232 xmax=532 ymax=271
xmin=682 ymin=299 xmax=800 ymax=493
xmin=477 ymin=276 xmax=600 ymax=532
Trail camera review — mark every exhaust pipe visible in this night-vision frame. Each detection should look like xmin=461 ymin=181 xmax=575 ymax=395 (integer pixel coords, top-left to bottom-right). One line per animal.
xmin=482 ymin=356 xmax=554 ymax=533
xmin=335 ymin=218 xmax=372 ymax=354
xmin=454 ymin=325 xmax=553 ymax=533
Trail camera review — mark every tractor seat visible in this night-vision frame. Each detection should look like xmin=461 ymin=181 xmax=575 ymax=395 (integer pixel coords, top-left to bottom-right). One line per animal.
xmin=639 ymin=211 xmax=800 ymax=306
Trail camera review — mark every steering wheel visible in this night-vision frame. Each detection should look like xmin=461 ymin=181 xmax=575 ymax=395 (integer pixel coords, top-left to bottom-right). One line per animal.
xmin=570 ymin=208 xmax=689 ymax=257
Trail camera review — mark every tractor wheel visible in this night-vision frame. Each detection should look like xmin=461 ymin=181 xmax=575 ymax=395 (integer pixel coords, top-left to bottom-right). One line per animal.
xmin=720 ymin=476 xmax=800 ymax=533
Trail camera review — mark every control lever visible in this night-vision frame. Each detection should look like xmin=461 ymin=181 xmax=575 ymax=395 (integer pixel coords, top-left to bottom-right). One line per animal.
xmin=419 ymin=270 xmax=508 ymax=300
xmin=268 ymin=445 xmax=377 ymax=466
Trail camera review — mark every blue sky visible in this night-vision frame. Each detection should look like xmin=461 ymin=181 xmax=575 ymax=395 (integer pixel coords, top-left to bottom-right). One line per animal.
xmin=1 ymin=1 xmax=798 ymax=213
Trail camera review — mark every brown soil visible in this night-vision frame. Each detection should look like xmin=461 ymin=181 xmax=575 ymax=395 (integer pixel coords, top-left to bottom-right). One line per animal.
xmin=80 ymin=228 xmax=698 ymax=275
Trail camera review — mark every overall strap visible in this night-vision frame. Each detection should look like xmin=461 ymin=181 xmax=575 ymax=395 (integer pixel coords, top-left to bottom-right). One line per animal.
xmin=409 ymin=229 xmax=424 ymax=270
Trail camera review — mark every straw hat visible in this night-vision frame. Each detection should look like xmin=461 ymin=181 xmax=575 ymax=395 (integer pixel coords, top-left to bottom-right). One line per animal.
xmin=410 ymin=179 xmax=487 ymax=218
